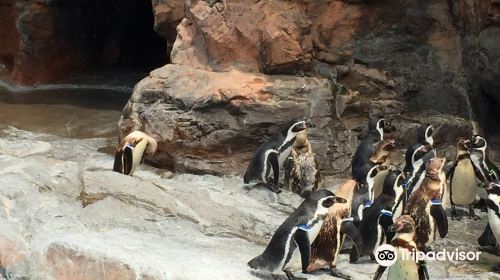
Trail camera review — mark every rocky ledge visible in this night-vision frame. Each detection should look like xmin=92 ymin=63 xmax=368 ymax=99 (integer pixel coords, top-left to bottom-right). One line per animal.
xmin=0 ymin=125 xmax=497 ymax=279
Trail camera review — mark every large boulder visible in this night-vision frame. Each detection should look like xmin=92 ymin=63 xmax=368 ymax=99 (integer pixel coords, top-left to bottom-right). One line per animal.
xmin=118 ymin=64 xmax=340 ymax=176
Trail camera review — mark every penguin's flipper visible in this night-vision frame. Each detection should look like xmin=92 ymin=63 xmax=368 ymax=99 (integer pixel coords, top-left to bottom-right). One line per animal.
xmin=430 ymin=204 xmax=448 ymax=238
xmin=284 ymin=157 xmax=293 ymax=187
xmin=294 ymin=229 xmax=311 ymax=273
xmin=379 ymin=211 xmax=394 ymax=241
xmin=269 ymin=152 xmax=280 ymax=186
xmin=372 ymin=265 xmax=387 ymax=280
xmin=478 ymin=223 xmax=497 ymax=247
xmin=123 ymin=145 xmax=134 ymax=175
xmin=113 ymin=149 xmax=123 ymax=173
xmin=341 ymin=219 xmax=364 ymax=257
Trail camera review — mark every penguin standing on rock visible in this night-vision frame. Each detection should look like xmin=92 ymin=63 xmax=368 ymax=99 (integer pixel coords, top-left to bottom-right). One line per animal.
xmin=448 ymin=138 xmax=478 ymax=220
xmin=350 ymin=169 xmax=402 ymax=263
xmin=403 ymin=124 xmax=435 ymax=196
xmin=404 ymin=157 xmax=448 ymax=280
xmin=352 ymin=116 xmax=395 ymax=182
xmin=373 ymin=215 xmax=419 ymax=280
xmin=113 ymin=131 xmax=158 ymax=176
xmin=248 ymin=190 xmax=346 ymax=280
xmin=483 ymin=181 xmax=500 ymax=271
xmin=284 ymin=129 xmax=320 ymax=197
xmin=469 ymin=135 xmax=500 ymax=249
xmin=244 ymin=119 xmax=313 ymax=192
xmin=308 ymin=180 xmax=363 ymax=279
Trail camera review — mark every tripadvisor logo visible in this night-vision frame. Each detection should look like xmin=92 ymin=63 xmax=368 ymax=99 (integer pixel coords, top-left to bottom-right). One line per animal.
xmin=375 ymin=244 xmax=482 ymax=266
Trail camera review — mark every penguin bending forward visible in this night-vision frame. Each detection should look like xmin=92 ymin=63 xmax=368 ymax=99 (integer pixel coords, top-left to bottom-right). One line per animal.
xmin=308 ymin=180 xmax=363 ymax=279
xmin=113 ymin=131 xmax=158 ymax=176
xmin=483 ymin=182 xmax=500 ymax=271
xmin=284 ymin=130 xmax=320 ymax=197
xmin=244 ymin=119 xmax=313 ymax=192
xmin=448 ymin=138 xmax=478 ymax=220
xmin=373 ymin=215 xmax=419 ymax=280
xmin=248 ymin=190 xmax=346 ymax=280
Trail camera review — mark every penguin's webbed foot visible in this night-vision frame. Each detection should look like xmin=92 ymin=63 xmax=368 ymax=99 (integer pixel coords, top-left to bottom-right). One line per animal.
xmin=473 ymin=199 xmax=488 ymax=212
xmin=283 ymin=270 xmax=306 ymax=280
xmin=450 ymin=208 xmax=461 ymax=221
xmin=264 ymin=182 xmax=282 ymax=193
xmin=478 ymin=246 xmax=500 ymax=256
xmin=467 ymin=207 xmax=481 ymax=220
xmin=492 ymin=263 xmax=500 ymax=274
xmin=330 ymin=267 xmax=351 ymax=280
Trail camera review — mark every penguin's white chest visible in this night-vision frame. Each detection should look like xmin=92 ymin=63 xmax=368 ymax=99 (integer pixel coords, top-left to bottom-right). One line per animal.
xmin=425 ymin=204 xmax=436 ymax=244
xmin=279 ymin=146 xmax=292 ymax=168
xmin=130 ymin=141 xmax=148 ymax=175
xmin=387 ymin=248 xmax=419 ymax=280
xmin=450 ymin=160 xmax=476 ymax=205
xmin=487 ymin=195 xmax=500 ymax=242
xmin=306 ymin=220 xmax=324 ymax=242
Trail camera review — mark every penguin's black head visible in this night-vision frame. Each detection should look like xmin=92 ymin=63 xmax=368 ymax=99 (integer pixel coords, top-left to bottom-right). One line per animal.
xmin=456 ymin=138 xmax=470 ymax=151
xmin=412 ymin=144 xmax=432 ymax=163
xmin=486 ymin=182 xmax=500 ymax=196
xmin=320 ymin=195 xmax=347 ymax=208
xmin=389 ymin=215 xmax=415 ymax=234
xmin=470 ymin=135 xmax=487 ymax=151
xmin=281 ymin=119 xmax=314 ymax=136
xmin=417 ymin=124 xmax=434 ymax=146
xmin=305 ymin=189 xmax=334 ymax=201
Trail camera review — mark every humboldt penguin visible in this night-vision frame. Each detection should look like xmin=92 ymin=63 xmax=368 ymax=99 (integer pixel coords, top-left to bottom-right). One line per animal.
xmin=385 ymin=170 xmax=406 ymax=222
xmin=404 ymin=157 xmax=448 ymax=280
xmin=113 ymin=131 xmax=158 ymax=176
xmin=403 ymin=124 xmax=435 ymax=191
xmin=244 ymin=119 xmax=313 ymax=192
xmin=352 ymin=116 xmax=395 ymax=182
xmin=284 ymin=129 xmax=320 ymax=197
xmin=248 ymin=190 xmax=346 ymax=279
xmin=354 ymin=139 xmax=395 ymax=190
xmin=308 ymin=180 xmax=362 ymax=279
xmin=469 ymin=135 xmax=499 ymax=248
xmin=483 ymin=181 xmax=500 ymax=271
xmin=350 ymin=169 xmax=403 ymax=263
xmin=373 ymin=215 xmax=419 ymax=280
xmin=448 ymin=138 xmax=478 ymax=220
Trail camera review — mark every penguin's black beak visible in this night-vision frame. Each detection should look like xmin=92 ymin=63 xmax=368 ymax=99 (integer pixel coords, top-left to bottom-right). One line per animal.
xmin=305 ymin=121 xmax=315 ymax=128
xmin=334 ymin=196 xmax=347 ymax=204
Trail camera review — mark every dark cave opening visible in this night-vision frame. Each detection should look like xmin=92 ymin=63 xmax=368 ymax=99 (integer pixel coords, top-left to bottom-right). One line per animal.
xmin=480 ymin=91 xmax=500 ymax=138
xmin=52 ymin=0 xmax=168 ymax=73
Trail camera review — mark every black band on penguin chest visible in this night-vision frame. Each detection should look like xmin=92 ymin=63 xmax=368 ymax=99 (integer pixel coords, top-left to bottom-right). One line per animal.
xmin=279 ymin=137 xmax=297 ymax=153
xmin=485 ymin=199 xmax=500 ymax=219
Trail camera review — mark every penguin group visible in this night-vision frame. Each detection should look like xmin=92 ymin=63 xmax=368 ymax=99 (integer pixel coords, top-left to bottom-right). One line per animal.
xmin=244 ymin=117 xmax=500 ymax=279
xmin=108 ymin=120 xmax=498 ymax=279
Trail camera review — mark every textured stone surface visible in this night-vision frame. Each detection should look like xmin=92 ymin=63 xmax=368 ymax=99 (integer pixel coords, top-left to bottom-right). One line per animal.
xmin=0 ymin=126 xmax=497 ymax=279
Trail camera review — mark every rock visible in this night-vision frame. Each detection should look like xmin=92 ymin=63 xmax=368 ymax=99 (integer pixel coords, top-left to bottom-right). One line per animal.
xmin=0 ymin=139 xmax=51 ymax=157
xmin=118 ymin=64 xmax=338 ymax=176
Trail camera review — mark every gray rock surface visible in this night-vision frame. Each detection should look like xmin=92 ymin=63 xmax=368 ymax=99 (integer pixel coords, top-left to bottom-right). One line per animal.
xmin=0 ymin=125 xmax=497 ymax=280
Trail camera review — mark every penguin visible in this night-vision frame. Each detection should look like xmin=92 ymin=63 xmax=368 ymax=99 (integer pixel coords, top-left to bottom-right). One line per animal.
xmin=405 ymin=157 xmax=448 ymax=250
xmin=248 ymin=190 xmax=346 ymax=279
xmin=307 ymin=180 xmax=363 ymax=280
xmin=448 ymin=138 xmax=478 ymax=220
xmin=353 ymin=138 xmax=395 ymax=191
xmin=371 ymin=139 xmax=396 ymax=200
xmin=350 ymin=169 xmax=405 ymax=263
xmin=483 ymin=181 xmax=500 ymax=272
xmin=244 ymin=119 xmax=313 ymax=192
xmin=113 ymin=131 xmax=158 ymax=176
xmin=403 ymin=124 xmax=435 ymax=194
xmin=404 ymin=157 xmax=448 ymax=280
xmin=385 ymin=170 xmax=407 ymax=222
xmin=469 ymin=135 xmax=500 ymax=183
xmin=373 ymin=215 xmax=419 ymax=280
xmin=351 ymin=116 xmax=394 ymax=182
xmin=284 ymin=130 xmax=320 ymax=197
xmin=469 ymin=135 xmax=499 ymax=248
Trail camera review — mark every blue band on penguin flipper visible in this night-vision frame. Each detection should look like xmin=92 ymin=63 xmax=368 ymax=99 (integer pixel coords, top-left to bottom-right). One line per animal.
xmin=297 ymin=224 xmax=312 ymax=231
xmin=125 ymin=144 xmax=135 ymax=149
xmin=380 ymin=209 xmax=393 ymax=217
xmin=430 ymin=199 xmax=442 ymax=205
